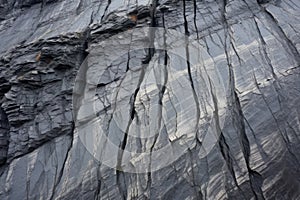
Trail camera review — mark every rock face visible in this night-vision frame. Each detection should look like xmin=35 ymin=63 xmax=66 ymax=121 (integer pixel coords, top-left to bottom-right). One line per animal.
xmin=0 ymin=0 xmax=300 ymax=199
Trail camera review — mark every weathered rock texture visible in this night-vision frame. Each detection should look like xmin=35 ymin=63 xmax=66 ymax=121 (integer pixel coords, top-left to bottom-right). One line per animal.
xmin=0 ymin=0 xmax=300 ymax=199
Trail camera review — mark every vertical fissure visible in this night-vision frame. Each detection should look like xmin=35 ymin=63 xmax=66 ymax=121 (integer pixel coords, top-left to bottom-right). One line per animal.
xmin=183 ymin=0 xmax=201 ymax=135
xmin=0 ymin=77 xmax=11 ymax=166
xmin=220 ymin=1 xmax=265 ymax=199
xmin=0 ymin=106 xmax=9 ymax=166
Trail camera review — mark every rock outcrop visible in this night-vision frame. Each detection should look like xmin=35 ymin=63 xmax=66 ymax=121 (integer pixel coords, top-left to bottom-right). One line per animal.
xmin=0 ymin=0 xmax=299 ymax=199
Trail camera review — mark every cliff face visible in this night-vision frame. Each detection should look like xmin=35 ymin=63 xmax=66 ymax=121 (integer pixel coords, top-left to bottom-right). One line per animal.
xmin=0 ymin=0 xmax=300 ymax=199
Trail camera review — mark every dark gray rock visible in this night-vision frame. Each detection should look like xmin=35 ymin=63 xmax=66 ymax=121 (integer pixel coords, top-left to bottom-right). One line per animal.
xmin=0 ymin=0 xmax=299 ymax=199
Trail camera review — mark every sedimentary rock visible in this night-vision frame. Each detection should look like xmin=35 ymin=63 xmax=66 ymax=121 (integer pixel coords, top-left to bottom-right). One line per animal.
xmin=0 ymin=0 xmax=299 ymax=199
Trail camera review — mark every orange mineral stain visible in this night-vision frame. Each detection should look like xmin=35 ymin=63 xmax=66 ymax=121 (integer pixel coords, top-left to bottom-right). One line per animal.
xmin=129 ymin=14 xmax=138 ymax=22
xmin=35 ymin=52 xmax=41 ymax=61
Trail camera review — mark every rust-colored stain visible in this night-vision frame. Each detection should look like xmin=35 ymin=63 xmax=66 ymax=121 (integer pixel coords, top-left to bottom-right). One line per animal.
xmin=129 ymin=14 xmax=138 ymax=22
xmin=35 ymin=52 xmax=41 ymax=61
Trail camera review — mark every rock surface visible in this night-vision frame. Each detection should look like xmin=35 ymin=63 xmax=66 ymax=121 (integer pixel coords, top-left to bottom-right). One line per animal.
xmin=0 ymin=0 xmax=300 ymax=199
